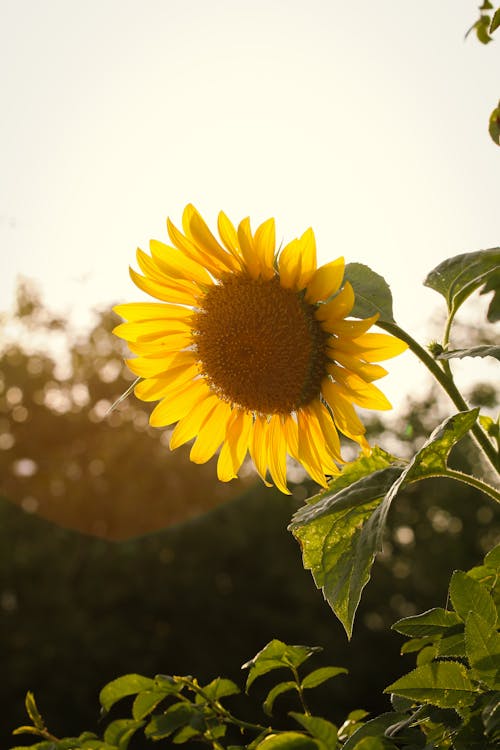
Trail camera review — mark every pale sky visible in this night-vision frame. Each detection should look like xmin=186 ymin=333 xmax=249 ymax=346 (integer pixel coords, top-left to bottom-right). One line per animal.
xmin=1 ymin=0 xmax=499 ymax=409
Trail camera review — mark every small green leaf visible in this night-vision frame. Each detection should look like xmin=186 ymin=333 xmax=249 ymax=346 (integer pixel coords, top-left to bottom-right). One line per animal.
xmin=489 ymin=101 xmax=500 ymax=148
xmin=485 ymin=543 xmax=500 ymax=571
xmin=103 ymin=719 xmax=145 ymax=750
xmin=132 ymin=686 xmax=177 ymax=720
xmin=400 ymin=636 xmax=437 ymax=654
xmin=289 ymin=713 xmax=338 ymax=748
xmin=392 ymin=607 xmax=462 ymax=636
xmin=450 ymin=570 xmax=497 ymax=628
xmin=416 ymin=645 xmax=438 ymax=665
xmin=263 ymin=681 xmax=298 ymax=716
xmin=301 ymin=666 xmax=348 ymax=689
xmin=198 ymin=677 xmax=240 ymax=702
xmin=465 ymin=612 xmax=500 ymax=689
xmin=242 ymin=641 xmax=322 ymax=691
xmin=424 ymin=248 xmax=500 ymax=322
xmin=490 ymin=8 xmax=500 ymax=33
xmin=25 ymin=692 xmax=45 ymax=731
xmin=100 ymin=674 xmax=155 ymax=713
xmin=437 ymin=345 xmax=500 ymax=361
xmin=385 ymin=661 xmax=477 ymax=709
xmin=256 ymin=731 xmax=320 ymax=750
xmin=145 ymin=703 xmax=203 ymax=740
xmin=342 ymin=712 xmax=407 ymax=750
xmin=172 ymin=724 xmax=204 ymax=744
xmin=343 ymin=263 xmax=396 ymax=324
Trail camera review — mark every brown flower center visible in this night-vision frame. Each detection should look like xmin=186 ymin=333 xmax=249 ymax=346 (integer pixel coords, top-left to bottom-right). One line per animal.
xmin=193 ymin=274 xmax=329 ymax=414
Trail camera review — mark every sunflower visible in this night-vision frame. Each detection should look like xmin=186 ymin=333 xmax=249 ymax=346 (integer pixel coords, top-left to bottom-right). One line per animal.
xmin=113 ymin=205 xmax=407 ymax=493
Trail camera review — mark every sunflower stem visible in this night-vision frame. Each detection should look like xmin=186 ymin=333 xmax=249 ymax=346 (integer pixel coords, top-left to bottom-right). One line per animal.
xmin=376 ymin=321 xmax=499 ymax=475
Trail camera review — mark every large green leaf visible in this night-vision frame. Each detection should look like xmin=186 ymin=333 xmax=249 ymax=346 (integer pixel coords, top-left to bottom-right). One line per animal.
xmin=290 ymin=458 xmax=403 ymax=638
xmin=341 ymin=712 xmax=407 ymax=750
xmin=343 ymin=263 xmax=396 ymax=324
xmin=103 ymin=719 xmax=145 ymax=750
xmin=289 ymin=713 xmax=338 ymax=748
xmin=437 ymin=345 xmax=500 ymax=362
xmin=423 ymin=248 xmax=500 ymax=323
xmin=465 ymin=612 xmax=500 ymax=689
xmin=449 ymin=571 xmax=497 ymax=629
xmin=256 ymin=731 xmax=320 ymax=750
xmin=385 ymin=662 xmax=477 ymax=709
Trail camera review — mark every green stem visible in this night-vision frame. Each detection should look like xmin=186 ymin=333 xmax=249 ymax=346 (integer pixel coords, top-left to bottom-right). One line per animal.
xmin=411 ymin=468 xmax=500 ymax=504
xmin=377 ymin=321 xmax=499 ymax=475
xmin=291 ymin=666 xmax=310 ymax=716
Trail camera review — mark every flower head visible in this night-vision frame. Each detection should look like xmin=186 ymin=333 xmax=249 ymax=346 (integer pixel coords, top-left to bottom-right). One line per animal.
xmin=114 ymin=205 xmax=407 ymax=493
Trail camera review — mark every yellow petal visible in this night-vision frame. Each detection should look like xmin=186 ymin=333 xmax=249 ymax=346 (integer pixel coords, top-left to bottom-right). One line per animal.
xmin=217 ymin=409 xmax=253 ymax=481
xmin=322 ymin=379 xmax=370 ymax=452
xmin=149 ymin=240 xmax=213 ymax=286
xmin=296 ymin=228 xmax=317 ymax=288
xmin=113 ymin=319 xmax=190 ymax=343
xmin=237 ymin=217 xmax=260 ymax=279
xmin=316 ymin=282 xmax=355 ymax=324
xmin=301 ymin=405 xmax=339 ymax=475
xmin=327 ymin=351 xmax=388 ymax=382
xmin=184 ymin=204 xmax=239 ymax=273
xmin=329 ymin=365 xmax=392 ymax=410
xmin=190 ymin=400 xmax=232 ymax=464
xmin=282 ymin=415 xmax=299 ymax=460
xmin=113 ymin=302 xmax=194 ymax=322
xmin=342 ymin=332 xmax=408 ymax=361
xmin=167 ymin=216 xmax=226 ymax=278
xmin=149 ymin=378 xmax=210 ymax=426
xmin=297 ymin=409 xmax=329 ymax=487
xmin=278 ymin=239 xmax=302 ymax=289
xmin=305 ymin=257 xmax=345 ymax=303
xmin=135 ymin=363 xmax=199 ymax=401
xmin=253 ymin=218 xmax=276 ymax=280
xmin=323 ymin=314 xmax=379 ymax=338
xmin=136 ymin=247 xmax=167 ymax=283
xmin=170 ymin=394 xmax=219 ymax=450
xmin=217 ymin=211 xmax=245 ymax=266
xmin=126 ymin=351 xmax=196 ymax=378
xmin=249 ymin=415 xmax=272 ymax=486
xmin=267 ymin=415 xmax=290 ymax=494
xmin=129 ymin=267 xmax=200 ymax=306
xmin=310 ymin=400 xmax=344 ymax=463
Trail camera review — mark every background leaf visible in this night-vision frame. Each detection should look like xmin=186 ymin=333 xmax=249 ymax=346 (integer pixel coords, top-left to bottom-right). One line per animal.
xmin=423 ymin=248 xmax=500 ymax=322
xmin=343 ymin=263 xmax=396 ymax=324
xmin=464 ymin=612 xmax=500 ymax=689
xmin=437 ymin=345 xmax=500 ymax=361
xmin=392 ymin=608 xmax=462 ymax=637
xmin=242 ymin=641 xmax=322 ymax=691
xmin=301 ymin=666 xmax=348 ymax=690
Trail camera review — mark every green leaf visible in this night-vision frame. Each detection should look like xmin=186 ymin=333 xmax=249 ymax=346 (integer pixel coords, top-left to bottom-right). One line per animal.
xmin=301 ymin=666 xmax=347 ymax=689
xmin=290 ymin=449 xmax=404 ymax=637
xmin=132 ymin=686 xmax=177 ymax=720
xmin=489 ymin=101 xmax=500 ymax=148
xmin=342 ymin=712 xmax=407 ymax=750
xmin=103 ymin=719 xmax=145 ymax=750
xmin=289 ymin=713 xmax=338 ymax=748
xmin=450 ymin=570 xmax=497 ymax=628
xmin=145 ymin=703 xmax=204 ymax=740
xmin=385 ymin=661 xmax=477 ymax=709
xmin=196 ymin=677 xmax=239 ymax=702
xmin=424 ymin=248 xmax=500 ymax=322
xmin=25 ymin=692 xmax=45 ymax=731
xmin=436 ymin=632 xmax=466 ymax=658
xmin=242 ymin=640 xmax=322 ymax=691
xmin=490 ymin=8 xmax=500 ymax=33
xmin=100 ymin=674 xmax=155 ymax=713
xmin=465 ymin=612 xmax=500 ymax=689
xmin=256 ymin=732 xmax=320 ymax=750
xmin=172 ymin=724 xmax=205 ymax=744
xmin=437 ymin=345 xmax=500 ymax=361
xmin=392 ymin=607 xmax=462 ymax=637
xmin=480 ymin=267 xmax=500 ymax=320
xmin=343 ymin=263 xmax=396 ymax=324
xmin=400 ymin=636 xmax=437 ymax=654
xmin=485 ymin=543 xmax=500 ymax=571
xmin=263 ymin=681 xmax=297 ymax=716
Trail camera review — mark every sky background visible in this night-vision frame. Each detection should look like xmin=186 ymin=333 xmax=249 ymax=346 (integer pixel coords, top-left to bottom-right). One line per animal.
xmin=1 ymin=0 xmax=498 ymax=409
